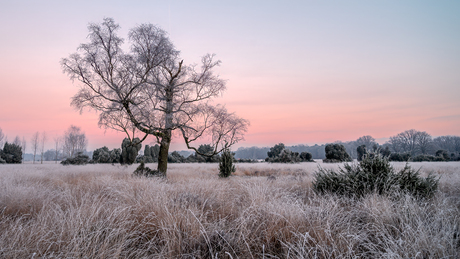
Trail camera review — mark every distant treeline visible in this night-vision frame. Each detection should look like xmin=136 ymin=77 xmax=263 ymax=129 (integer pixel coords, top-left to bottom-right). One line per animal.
xmin=235 ymin=145 xmax=326 ymax=160
xmin=235 ymin=130 xmax=460 ymax=161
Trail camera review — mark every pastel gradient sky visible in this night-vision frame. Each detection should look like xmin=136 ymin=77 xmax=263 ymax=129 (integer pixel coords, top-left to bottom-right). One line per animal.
xmin=1 ymin=1 xmax=459 ymax=151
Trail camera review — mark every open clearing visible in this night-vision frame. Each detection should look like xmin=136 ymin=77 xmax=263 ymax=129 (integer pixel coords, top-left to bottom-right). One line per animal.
xmin=1 ymin=161 xmax=459 ymax=258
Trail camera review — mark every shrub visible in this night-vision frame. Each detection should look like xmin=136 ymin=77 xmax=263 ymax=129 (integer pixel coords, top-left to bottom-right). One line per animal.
xmin=92 ymin=146 xmax=110 ymax=163
xmin=133 ymin=161 xmax=160 ymax=177
xmin=267 ymin=143 xmax=285 ymax=159
xmin=120 ymin=138 xmax=142 ymax=165
xmin=185 ymin=144 xmax=220 ymax=163
xmin=92 ymin=147 xmax=121 ymax=163
xmin=357 ymin=145 xmax=366 ymax=161
xmin=436 ymin=150 xmax=450 ymax=161
xmin=299 ymin=151 xmax=313 ymax=162
xmin=323 ymin=143 xmax=352 ymax=163
xmin=265 ymin=143 xmax=312 ymax=163
xmin=1 ymin=142 xmax=22 ymax=164
xmin=313 ymin=152 xmax=439 ymax=199
xmin=61 ymin=152 xmax=90 ymax=165
xmin=388 ymin=152 xmax=411 ymax=162
xmin=218 ymin=148 xmax=235 ymax=177
xmin=168 ymin=151 xmax=186 ymax=163
xmin=141 ymin=144 xmax=160 ymax=163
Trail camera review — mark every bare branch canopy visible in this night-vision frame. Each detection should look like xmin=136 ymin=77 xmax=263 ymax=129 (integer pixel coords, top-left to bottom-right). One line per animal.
xmin=61 ymin=18 xmax=249 ymax=175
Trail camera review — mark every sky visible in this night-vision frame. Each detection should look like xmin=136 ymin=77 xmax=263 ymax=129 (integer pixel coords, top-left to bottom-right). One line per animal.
xmin=1 ymin=0 xmax=459 ymax=151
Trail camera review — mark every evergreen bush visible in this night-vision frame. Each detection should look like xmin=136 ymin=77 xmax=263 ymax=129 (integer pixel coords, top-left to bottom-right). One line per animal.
xmin=219 ymin=147 xmax=235 ymax=177
xmin=313 ymin=152 xmax=439 ymax=199
xmin=168 ymin=151 xmax=186 ymax=163
xmin=133 ymin=161 xmax=160 ymax=177
xmin=323 ymin=143 xmax=352 ymax=163
xmin=1 ymin=142 xmax=22 ymax=164
xmin=120 ymin=138 xmax=142 ymax=165
xmin=61 ymin=152 xmax=90 ymax=165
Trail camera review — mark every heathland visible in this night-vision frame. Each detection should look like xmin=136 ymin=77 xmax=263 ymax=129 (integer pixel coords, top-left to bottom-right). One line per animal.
xmin=1 ymin=161 xmax=459 ymax=258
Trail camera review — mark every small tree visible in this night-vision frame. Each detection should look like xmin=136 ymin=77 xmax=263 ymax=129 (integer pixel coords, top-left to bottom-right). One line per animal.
xmin=63 ymin=125 xmax=87 ymax=158
xmin=357 ymin=145 xmax=367 ymax=161
xmin=40 ymin=131 xmax=47 ymax=164
xmin=323 ymin=143 xmax=352 ymax=163
xmin=299 ymin=151 xmax=313 ymax=162
xmin=168 ymin=151 xmax=186 ymax=163
xmin=31 ymin=132 xmax=40 ymax=163
xmin=219 ymin=146 xmax=235 ymax=177
xmin=1 ymin=142 xmax=23 ymax=164
xmin=92 ymin=146 xmax=111 ymax=163
xmin=120 ymin=138 xmax=142 ymax=165
xmin=267 ymin=143 xmax=285 ymax=159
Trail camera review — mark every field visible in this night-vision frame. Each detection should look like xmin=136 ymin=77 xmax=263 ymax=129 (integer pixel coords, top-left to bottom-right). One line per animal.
xmin=0 ymin=161 xmax=459 ymax=258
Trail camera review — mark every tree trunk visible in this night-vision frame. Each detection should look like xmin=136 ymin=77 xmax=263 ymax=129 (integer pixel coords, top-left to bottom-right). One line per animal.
xmin=157 ymin=130 xmax=171 ymax=177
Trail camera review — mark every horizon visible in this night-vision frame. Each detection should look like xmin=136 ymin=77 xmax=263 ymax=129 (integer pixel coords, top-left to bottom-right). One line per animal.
xmin=1 ymin=1 xmax=459 ymax=152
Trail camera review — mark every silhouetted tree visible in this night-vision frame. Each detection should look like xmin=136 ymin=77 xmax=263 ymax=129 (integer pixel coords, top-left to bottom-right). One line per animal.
xmin=1 ymin=142 xmax=22 ymax=164
xmin=357 ymin=145 xmax=367 ymax=161
xmin=63 ymin=125 xmax=87 ymax=158
xmin=121 ymin=138 xmax=142 ymax=165
xmin=323 ymin=143 xmax=352 ymax=163
xmin=61 ymin=18 xmax=248 ymax=176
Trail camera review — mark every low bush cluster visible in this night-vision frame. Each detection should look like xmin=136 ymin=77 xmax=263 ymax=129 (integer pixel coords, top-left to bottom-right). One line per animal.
xmin=61 ymin=152 xmax=90 ymax=165
xmin=0 ymin=142 xmax=22 ymax=164
xmin=91 ymin=146 xmax=121 ymax=163
xmin=265 ymin=143 xmax=313 ymax=163
xmin=323 ymin=143 xmax=352 ymax=163
xmin=133 ymin=161 xmax=161 ymax=177
xmin=313 ymin=152 xmax=439 ymax=199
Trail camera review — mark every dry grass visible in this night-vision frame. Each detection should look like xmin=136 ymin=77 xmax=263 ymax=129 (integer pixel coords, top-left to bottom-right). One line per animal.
xmin=0 ymin=161 xmax=459 ymax=258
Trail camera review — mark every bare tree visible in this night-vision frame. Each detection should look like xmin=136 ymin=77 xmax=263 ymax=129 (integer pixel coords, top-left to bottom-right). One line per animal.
xmin=31 ymin=132 xmax=40 ymax=163
xmin=13 ymin=136 xmax=21 ymax=146
xmin=62 ymin=125 xmax=87 ymax=158
xmin=0 ymin=128 xmax=4 ymax=148
xmin=388 ymin=129 xmax=432 ymax=156
xmin=356 ymin=135 xmax=377 ymax=150
xmin=40 ymin=131 xmax=47 ymax=164
xmin=416 ymin=131 xmax=432 ymax=154
xmin=21 ymin=137 xmax=26 ymax=163
xmin=62 ymin=18 xmax=248 ymax=175
xmin=53 ymin=136 xmax=62 ymax=163
xmin=433 ymin=135 xmax=460 ymax=153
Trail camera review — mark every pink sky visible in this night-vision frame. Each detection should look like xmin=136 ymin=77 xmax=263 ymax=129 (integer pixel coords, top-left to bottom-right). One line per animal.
xmin=1 ymin=1 xmax=459 ymax=151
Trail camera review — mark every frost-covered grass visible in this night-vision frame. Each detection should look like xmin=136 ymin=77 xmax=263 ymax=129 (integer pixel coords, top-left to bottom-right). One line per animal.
xmin=0 ymin=162 xmax=459 ymax=258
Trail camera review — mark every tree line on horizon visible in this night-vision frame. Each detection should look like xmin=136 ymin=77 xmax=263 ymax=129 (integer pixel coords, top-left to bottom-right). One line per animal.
xmin=1 ymin=128 xmax=460 ymax=164
xmin=234 ymin=129 xmax=460 ymax=162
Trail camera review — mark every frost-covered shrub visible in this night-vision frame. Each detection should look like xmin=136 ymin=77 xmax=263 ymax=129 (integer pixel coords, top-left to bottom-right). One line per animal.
xmin=120 ymin=138 xmax=142 ymax=165
xmin=313 ymin=152 xmax=439 ymax=199
xmin=299 ymin=151 xmax=313 ymax=162
xmin=219 ymin=148 xmax=235 ymax=178
xmin=265 ymin=143 xmax=313 ymax=163
xmin=168 ymin=151 xmax=186 ymax=163
xmin=1 ymin=142 xmax=22 ymax=164
xmin=61 ymin=152 xmax=89 ymax=165
xmin=323 ymin=143 xmax=352 ymax=163
xmin=133 ymin=161 xmax=160 ymax=177
xmin=92 ymin=146 xmax=121 ymax=163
